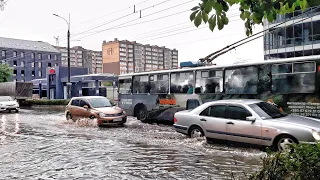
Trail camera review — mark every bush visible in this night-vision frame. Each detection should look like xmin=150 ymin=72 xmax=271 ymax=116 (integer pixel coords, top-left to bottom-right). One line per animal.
xmin=249 ymin=143 xmax=320 ymax=180
xmin=21 ymin=99 xmax=70 ymax=106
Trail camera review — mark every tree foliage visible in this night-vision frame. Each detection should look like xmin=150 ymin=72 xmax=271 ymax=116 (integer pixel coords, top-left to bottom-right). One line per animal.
xmin=190 ymin=0 xmax=320 ymax=36
xmin=0 ymin=64 xmax=13 ymax=83
xmin=249 ymin=143 xmax=320 ymax=180
xmin=0 ymin=0 xmax=5 ymax=11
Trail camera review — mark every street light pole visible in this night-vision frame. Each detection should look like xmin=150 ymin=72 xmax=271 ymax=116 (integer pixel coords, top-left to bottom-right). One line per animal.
xmin=67 ymin=14 xmax=71 ymax=99
xmin=53 ymin=13 xmax=71 ymax=99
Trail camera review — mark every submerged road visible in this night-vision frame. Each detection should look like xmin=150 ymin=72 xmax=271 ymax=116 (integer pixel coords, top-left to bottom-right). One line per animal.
xmin=0 ymin=108 xmax=264 ymax=180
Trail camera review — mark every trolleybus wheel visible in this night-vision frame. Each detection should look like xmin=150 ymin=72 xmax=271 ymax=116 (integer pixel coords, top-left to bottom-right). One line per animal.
xmin=135 ymin=104 xmax=148 ymax=123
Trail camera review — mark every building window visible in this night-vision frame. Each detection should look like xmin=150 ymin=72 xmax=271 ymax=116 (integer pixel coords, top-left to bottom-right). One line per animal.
xmin=21 ymin=52 xmax=24 ymax=58
xmin=21 ymin=61 xmax=24 ymax=67
xmin=48 ymin=63 xmax=52 ymax=67
xmin=13 ymin=61 xmax=17 ymax=66
xmin=31 ymin=53 xmax=35 ymax=59
xmin=13 ymin=70 xmax=17 ymax=76
xmin=1 ymin=50 xmax=5 ymax=57
xmin=38 ymin=54 xmax=42 ymax=59
xmin=38 ymin=71 xmax=42 ymax=77
xmin=31 ymin=62 xmax=35 ymax=67
xmin=38 ymin=62 xmax=42 ymax=68
xmin=32 ymin=71 xmax=35 ymax=76
xmin=21 ymin=70 xmax=25 ymax=76
xmin=54 ymin=55 xmax=57 ymax=60
xmin=13 ymin=51 xmax=17 ymax=57
xmin=48 ymin=54 xmax=51 ymax=59
xmin=55 ymin=63 xmax=58 ymax=67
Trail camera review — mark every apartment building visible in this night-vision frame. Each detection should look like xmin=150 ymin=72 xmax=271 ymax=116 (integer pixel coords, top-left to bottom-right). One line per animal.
xmin=102 ymin=38 xmax=178 ymax=75
xmin=263 ymin=5 xmax=320 ymax=60
xmin=54 ymin=46 xmax=103 ymax=74
xmin=0 ymin=37 xmax=61 ymax=82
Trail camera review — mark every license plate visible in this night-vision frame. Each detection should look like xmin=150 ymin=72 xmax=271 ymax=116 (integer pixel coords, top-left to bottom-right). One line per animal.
xmin=113 ymin=118 xmax=122 ymax=122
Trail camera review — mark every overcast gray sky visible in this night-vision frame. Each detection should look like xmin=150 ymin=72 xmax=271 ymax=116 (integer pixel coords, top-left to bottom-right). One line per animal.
xmin=0 ymin=0 xmax=264 ymax=65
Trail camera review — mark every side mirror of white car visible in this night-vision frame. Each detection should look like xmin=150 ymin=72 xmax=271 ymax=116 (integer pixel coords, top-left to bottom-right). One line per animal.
xmin=246 ymin=116 xmax=256 ymax=122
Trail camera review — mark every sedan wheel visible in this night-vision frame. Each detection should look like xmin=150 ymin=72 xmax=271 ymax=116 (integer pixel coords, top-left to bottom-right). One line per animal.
xmin=277 ymin=136 xmax=295 ymax=151
xmin=189 ymin=126 xmax=204 ymax=138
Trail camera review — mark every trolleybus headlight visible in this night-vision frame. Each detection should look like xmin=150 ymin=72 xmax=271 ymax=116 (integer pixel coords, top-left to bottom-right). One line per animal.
xmin=123 ymin=111 xmax=126 ymax=115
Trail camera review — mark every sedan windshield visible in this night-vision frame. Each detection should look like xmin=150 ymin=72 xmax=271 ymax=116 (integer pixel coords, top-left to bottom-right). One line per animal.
xmin=249 ymin=102 xmax=288 ymax=119
xmin=87 ymin=98 xmax=112 ymax=108
xmin=0 ymin=96 xmax=14 ymax=102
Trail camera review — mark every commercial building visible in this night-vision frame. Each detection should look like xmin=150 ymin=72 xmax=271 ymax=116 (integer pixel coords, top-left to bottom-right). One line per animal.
xmin=32 ymin=66 xmax=117 ymax=99
xmin=263 ymin=5 xmax=320 ymax=60
xmin=102 ymin=38 xmax=179 ymax=75
xmin=54 ymin=46 xmax=103 ymax=74
xmin=0 ymin=37 xmax=61 ymax=82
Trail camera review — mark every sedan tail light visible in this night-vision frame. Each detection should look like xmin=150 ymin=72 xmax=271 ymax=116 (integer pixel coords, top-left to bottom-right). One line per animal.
xmin=174 ymin=117 xmax=177 ymax=124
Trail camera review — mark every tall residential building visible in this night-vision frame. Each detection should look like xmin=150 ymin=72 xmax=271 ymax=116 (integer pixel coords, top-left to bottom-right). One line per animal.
xmin=54 ymin=46 xmax=103 ymax=74
xmin=263 ymin=5 xmax=320 ymax=60
xmin=85 ymin=50 xmax=103 ymax=74
xmin=102 ymin=38 xmax=178 ymax=75
xmin=0 ymin=37 xmax=61 ymax=82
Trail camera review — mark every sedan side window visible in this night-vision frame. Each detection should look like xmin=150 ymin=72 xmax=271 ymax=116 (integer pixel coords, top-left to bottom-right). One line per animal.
xmin=226 ymin=106 xmax=252 ymax=120
xmin=71 ymin=100 xmax=80 ymax=106
xmin=200 ymin=107 xmax=210 ymax=116
xmin=79 ymin=100 xmax=89 ymax=107
xmin=200 ymin=105 xmax=226 ymax=118
xmin=209 ymin=105 xmax=226 ymax=118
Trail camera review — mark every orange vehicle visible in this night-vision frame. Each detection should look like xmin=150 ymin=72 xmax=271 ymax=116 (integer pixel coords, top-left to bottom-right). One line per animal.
xmin=65 ymin=96 xmax=127 ymax=126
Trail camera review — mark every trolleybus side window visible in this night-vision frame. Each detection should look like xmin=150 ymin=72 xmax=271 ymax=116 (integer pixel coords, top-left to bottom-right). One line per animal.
xmin=225 ymin=66 xmax=258 ymax=94
xmin=150 ymin=74 xmax=169 ymax=94
xmin=272 ymin=61 xmax=316 ymax=94
xmin=133 ymin=75 xmax=149 ymax=94
xmin=257 ymin=64 xmax=272 ymax=94
xmin=119 ymin=79 xmax=132 ymax=94
xmin=170 ymin=71 xmax=194 ymax=94
xmin=195 ymin=70 xmax=223 ymax=94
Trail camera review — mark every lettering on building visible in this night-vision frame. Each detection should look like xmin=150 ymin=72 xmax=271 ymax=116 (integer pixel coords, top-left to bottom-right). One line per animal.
xmin=107 ymin=48 xmax=113 ymax=55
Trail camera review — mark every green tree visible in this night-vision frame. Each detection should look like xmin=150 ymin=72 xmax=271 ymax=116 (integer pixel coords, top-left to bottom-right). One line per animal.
xmin=190 ymin=0 xmax=320 ymax=36
xmin=0 ymin=0 xmax=5 ymax=11
xmin=0 ymin=64 xmax=13 ymax=83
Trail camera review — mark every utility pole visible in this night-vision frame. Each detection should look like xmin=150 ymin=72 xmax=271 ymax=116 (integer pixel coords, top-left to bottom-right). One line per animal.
xmin=67 ymin=13 xmax=71 ymax=99
xmin=53 ymin=13 xmax=71 ymax=99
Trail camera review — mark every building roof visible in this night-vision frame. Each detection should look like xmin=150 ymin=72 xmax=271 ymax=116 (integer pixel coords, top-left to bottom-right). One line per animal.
xmin=0 ymin=37 xmax=60 ymax=53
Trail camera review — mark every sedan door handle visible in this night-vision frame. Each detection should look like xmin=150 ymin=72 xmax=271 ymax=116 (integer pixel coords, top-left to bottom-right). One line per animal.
xmin=226 ymin=121 xmax=234 ymax=125
xmin=200 ymin=118 xmax=207 ymax=122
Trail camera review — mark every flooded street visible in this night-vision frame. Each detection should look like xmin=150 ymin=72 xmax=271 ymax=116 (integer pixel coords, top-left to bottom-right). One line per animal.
xmin=0 ymin=108 xmax=264 ymax=180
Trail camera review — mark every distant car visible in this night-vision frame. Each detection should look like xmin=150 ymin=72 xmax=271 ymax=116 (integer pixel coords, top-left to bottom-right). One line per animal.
xmin=0 ymin=96 xmax=19 ymax=113
xmin=173 ymin=99 xmax=320 ymax=151
xmin=65 ymin=96 xmax=127 ymax=126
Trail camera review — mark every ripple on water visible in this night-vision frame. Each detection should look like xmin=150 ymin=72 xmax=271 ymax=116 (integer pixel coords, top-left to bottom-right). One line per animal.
xmin=0 ymin=110 xmax=263 ymax=179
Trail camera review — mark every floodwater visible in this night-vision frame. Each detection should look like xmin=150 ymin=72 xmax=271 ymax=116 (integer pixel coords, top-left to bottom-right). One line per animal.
xmin=0 ymin=108 xmax=264 ymax=180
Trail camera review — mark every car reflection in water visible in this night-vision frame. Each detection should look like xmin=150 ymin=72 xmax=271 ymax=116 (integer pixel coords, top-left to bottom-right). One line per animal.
xmin=174 ymin=99 xmax=320 ymax=151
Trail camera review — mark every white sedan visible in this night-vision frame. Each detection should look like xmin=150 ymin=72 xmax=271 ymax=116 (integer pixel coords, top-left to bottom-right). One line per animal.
xmin=0 ymin=96 xmax=20 ymax=113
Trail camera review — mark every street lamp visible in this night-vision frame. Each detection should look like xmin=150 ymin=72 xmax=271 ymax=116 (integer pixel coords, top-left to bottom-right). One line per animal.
xmin=53 ymin=13 xmax=71 ymax=99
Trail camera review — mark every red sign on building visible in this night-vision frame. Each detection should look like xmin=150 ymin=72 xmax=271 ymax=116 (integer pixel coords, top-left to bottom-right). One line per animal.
xmin=49 ymin=68 xmax=56 ymax=74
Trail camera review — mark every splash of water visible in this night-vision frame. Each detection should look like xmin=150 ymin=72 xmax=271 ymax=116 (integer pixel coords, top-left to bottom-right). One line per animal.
xmin=63 ymin=118 xmax=99 ymax=127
